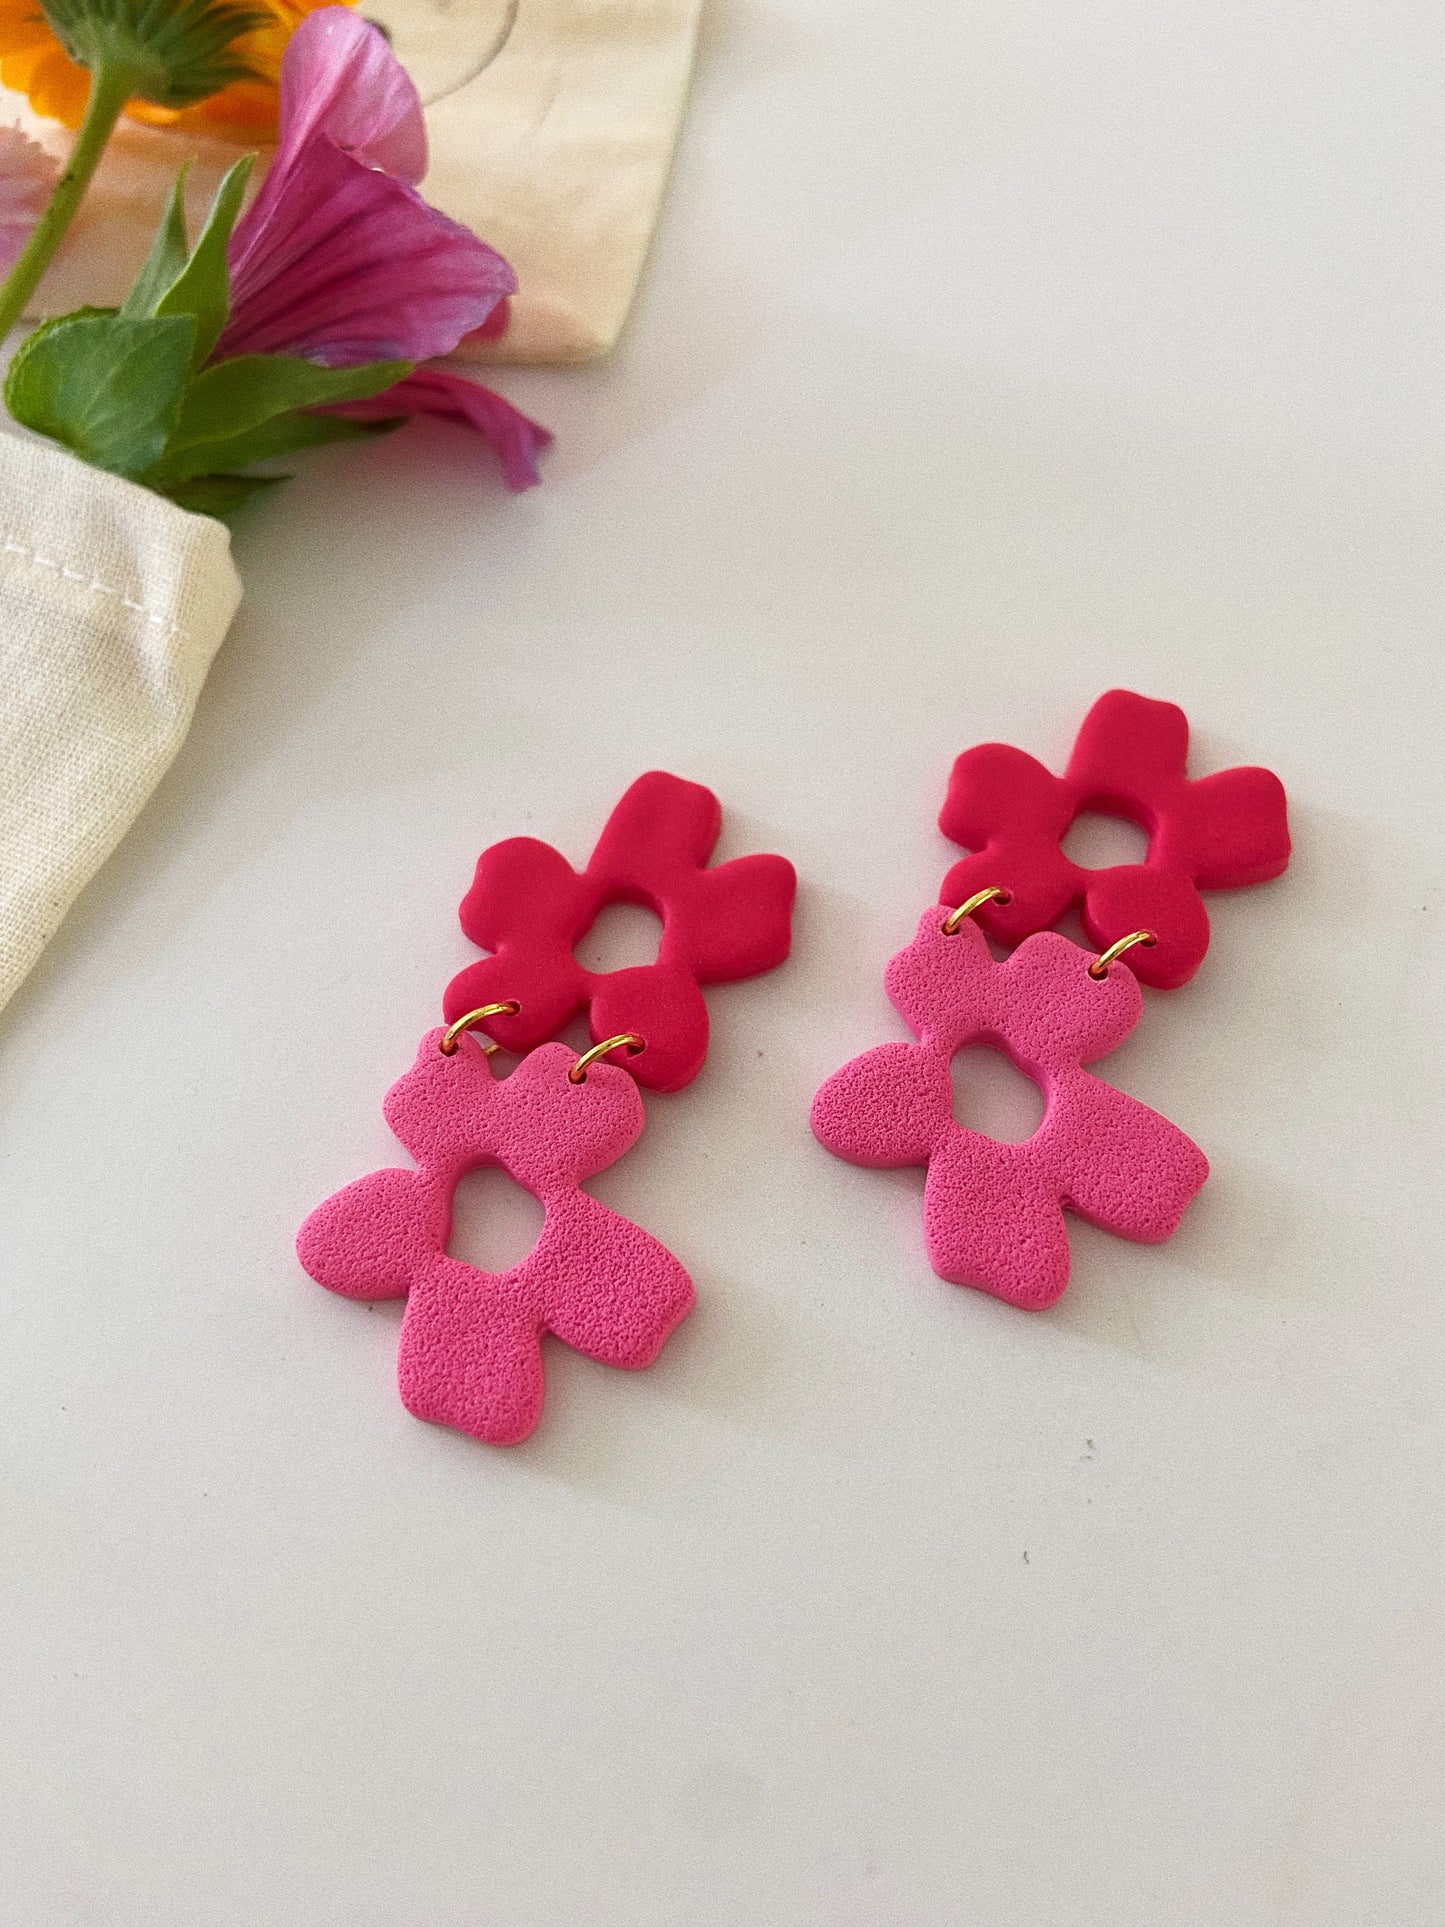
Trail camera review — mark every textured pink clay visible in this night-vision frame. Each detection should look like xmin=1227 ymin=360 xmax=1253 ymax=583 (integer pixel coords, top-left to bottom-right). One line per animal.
xmin=297 ymin=1036 xmax=694 ymax=1443
xmin=811 ymin=910 xmax=1208 ymax=1310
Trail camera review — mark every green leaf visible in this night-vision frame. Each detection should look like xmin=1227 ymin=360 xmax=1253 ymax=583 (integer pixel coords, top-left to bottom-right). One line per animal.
xmin=9 ymin=304 xmax=118 ymax=344
xmin=164 ymin=354 xmax=412 ymax=464
xmin=121 ymin=163 xmax=191 ymax=320
xmin=155 ymin=154 xmax=254 ymax=366
xmin=161 ymin=473 xmax=288 ymax=518
xmin=4 ymin=308 xmax=196 ymax=477
xmin=148 ymin=409 xmax=401 ymax=485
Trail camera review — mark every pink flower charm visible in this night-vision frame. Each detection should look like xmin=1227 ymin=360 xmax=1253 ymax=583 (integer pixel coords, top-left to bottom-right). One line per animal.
xmin=219 ymin=7 xmax=549 ymax=488
xmin=445 ymin=772 xmax=798 ymax=1092
xmin=940 ymin=690 xmax=1290 ymax=988
xmin=297 ymin=1034 xmax=694 ymax=1443
xmin=811 ymin=909 xmax=1208 ymax=1309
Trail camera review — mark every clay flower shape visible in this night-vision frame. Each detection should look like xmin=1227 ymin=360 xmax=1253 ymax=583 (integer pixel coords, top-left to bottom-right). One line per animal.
xmin=218 ymin=7 xmax=550 ymax=489
xmin=445 ymin=772 xmax=798 ymax=1092
xmin=940 ymin=689 xmax=1290 ymax=988
xmin=0 ymin=0 xmax=343 ymax=135
xmin=811 ymin=909 xmax=1208 ymax=1309
xmin=297 ymin=1034 xmax=695 ymax=1445
xmin=0 ymin=127 xmax=57 ymax=271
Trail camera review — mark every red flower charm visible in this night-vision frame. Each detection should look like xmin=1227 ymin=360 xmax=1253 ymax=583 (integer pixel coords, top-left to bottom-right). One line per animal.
xmin=444 ymin=773 xmax=797 ymax=1091
xmin=939 ymin=690 xmax=1290 ymax=989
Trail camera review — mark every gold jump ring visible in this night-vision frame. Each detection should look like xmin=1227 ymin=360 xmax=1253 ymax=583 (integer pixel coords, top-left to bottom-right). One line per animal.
xmin=439 ymin=1000 xmax=521 ymax=1056
xmin=568 ymin=1033 xmax=646 ymax=1084
xmin=1087 ymin=931 xmax=1156 ymax=980
xmin=942 ymin=886 xmax=1012 ymax=936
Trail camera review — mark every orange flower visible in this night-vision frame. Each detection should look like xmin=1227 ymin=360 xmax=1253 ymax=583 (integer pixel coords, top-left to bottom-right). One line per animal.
xmin=0 ymin=0 xmax=355 ymax=138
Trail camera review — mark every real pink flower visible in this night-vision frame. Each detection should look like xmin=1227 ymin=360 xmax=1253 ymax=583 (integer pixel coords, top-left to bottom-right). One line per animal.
xmin=330 ymin=365 xmax=551 ymax=495
xmin=219 ymin=7 xmax=548 ymax=488
xmin=0 ymin=126 xmax=57 ymax=274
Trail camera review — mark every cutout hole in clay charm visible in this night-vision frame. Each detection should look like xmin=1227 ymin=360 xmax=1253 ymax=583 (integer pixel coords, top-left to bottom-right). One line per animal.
xmin=1060 ymin=811 xmax=1150 ymax=870
xmin=446 ymin=1164 xmax=547 ymax=1274
xmin=950 ymin=1043 xmax=1046 ymax=1144
xmin=573 ymin=901 xmax=665 ymax=974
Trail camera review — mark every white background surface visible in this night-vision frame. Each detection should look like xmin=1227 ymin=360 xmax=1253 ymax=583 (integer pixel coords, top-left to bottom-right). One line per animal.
xmin=3 ymin=3 xmax=1444 ymax=1922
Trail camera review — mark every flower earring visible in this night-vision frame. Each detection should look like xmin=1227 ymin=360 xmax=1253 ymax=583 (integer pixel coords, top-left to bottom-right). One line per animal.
xmin=299 ymin=772 xmax=796 ymax=1443
xmin=812 ymin=692 xmax=1289 ymax=1310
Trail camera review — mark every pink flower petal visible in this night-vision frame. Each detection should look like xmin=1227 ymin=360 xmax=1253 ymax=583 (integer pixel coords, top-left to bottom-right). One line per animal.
xmin=938 ymin=743 xmax=1077 ymax=944
xmin=380 ymin=1027 xmax=503 ymax=1172
xmin=537 ymin=1191 xmax=695 ymax=1367
xmin=327 ymin=367 xmax=550 ymax=489
xmin=924 ymin=1130 xmax=1071 ymax=1310
xmin=590 ymin=770 xmax=721 ymax=873
xmin=588 ymin=961 xmax=711 ymax=1095
xmin=941 ymin=741 xmax=1071 ymax=850
xmin=222 ymin=10 xmax=514 ymax=367
xmin=811 ymin=1042 xmax=950 ymax=1168
xmin=1065 ymin=689 xmax=1191 ymax=800
xmin=296 ymin=1166 xmax=441 ymax=1298
xmin=583 ymin=773 xmax=795 ymax=983
xmin=883 ymin=909 xmax=996 ymax=1046
xmin=448 ymin=838 xmax=590 ymax=1059
xmin=398 ymin=1272 xmax=547 ymax=1444
xmin=1049 ymin=1074 xmax=1208 ymax=1243
xmin=938 ymin=847 xmax=1078 ymax=951
xmin=495 ymin=1042 xmax=647 ymax=1186
xmin=460 ymin=836 xmax=585 ymax=952
xmin=680 ymin=853 xmax=797 ymax=982
xmin=0 ymin=126 xmax=57 ymax=273
xmin=1080 ymin=862 xmax=1210 ymax=991
xmin=266 ymin=7 xmax=426 ymax=197
xmin=223 ymin=137 xmax=513 ymax=365
xmin=1172 ymin=765 xmax=1292 ymax=888
xmin=463 ymin=296 xmax=513 ymax=344
xmin=998 ymin=927 xmax=1142 ymax=1068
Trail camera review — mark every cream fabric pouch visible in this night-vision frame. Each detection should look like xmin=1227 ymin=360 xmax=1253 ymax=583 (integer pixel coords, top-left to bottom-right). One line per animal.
xmin=0 ymin=432 xmax=241 ymax=1015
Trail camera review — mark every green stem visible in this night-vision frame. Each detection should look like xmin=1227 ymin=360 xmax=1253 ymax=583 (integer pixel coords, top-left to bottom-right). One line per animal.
xmin=0 ymin=61 xmax=136 ymax=341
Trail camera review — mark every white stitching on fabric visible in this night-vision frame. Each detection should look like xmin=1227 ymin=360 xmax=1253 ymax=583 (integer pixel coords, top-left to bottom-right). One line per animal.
xmin=1 ymin=535 xmax=187 ymax=637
